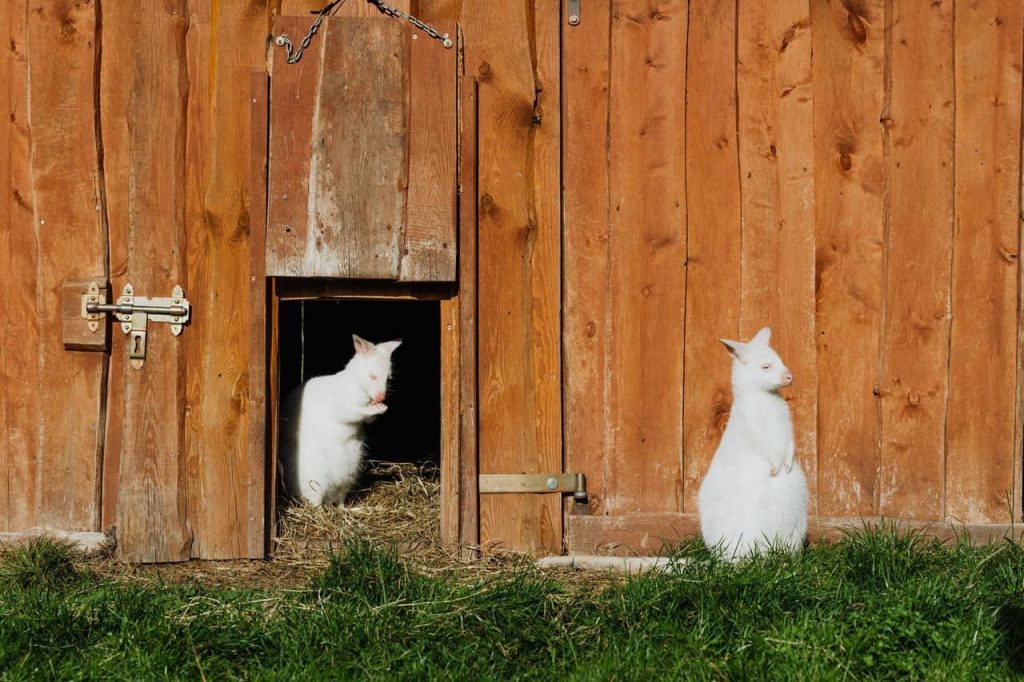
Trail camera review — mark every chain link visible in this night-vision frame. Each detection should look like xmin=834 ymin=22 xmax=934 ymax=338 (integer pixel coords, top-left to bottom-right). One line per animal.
xmin=274 ymin=0 xmax=452 ymax=65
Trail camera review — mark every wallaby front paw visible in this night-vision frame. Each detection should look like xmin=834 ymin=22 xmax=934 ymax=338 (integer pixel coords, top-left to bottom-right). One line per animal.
xmin=368 ymin=402 xmax=388 ymax=415
xmin=783 ymin=459 xmax=793 ymax=474
xmin=769 ymin=464 xmax=779 ymax=477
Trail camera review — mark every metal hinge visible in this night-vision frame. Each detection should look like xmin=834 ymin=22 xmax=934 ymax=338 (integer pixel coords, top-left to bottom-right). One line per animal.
xmin=479 ymin=472 xmax=588 ymax=504
xmin=83 ymin=282 xmax=190 ymax=369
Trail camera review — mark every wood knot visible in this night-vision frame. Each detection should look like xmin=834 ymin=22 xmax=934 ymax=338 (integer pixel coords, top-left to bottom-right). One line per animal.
xmin=480 ymin=193 xmax=493 ymax=208
xmin=839 ymin=152 xmax=853 ymax=171
xmin=641 ymin=285 xmax=652 ymax=298
xmin=847 ymin=11 xmax=867 ymax=45
xmin=585 ymin=321 xmax=596 ymax=338
xmin=478 ymin=61 xmax=491 ymax=79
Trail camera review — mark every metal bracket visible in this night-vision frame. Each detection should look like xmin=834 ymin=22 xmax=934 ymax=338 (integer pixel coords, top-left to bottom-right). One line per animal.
xmin=568 ymin=0 xmax=581 ymax=26
xmin=83 ymin=283 xmax=190 ymax=369
xmin=479 ymin=472 xmax=588 ymax=504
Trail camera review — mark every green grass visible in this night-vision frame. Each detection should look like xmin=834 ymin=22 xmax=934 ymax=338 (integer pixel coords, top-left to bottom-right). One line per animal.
xmin=1 ymin=528 xmax=1022 ymax=680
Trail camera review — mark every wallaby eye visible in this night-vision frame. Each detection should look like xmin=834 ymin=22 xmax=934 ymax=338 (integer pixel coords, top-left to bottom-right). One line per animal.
xmin=369 ymin=373 xmax=379 ymax=381
xmin=761 ymin=363 xmax=772 ymax=370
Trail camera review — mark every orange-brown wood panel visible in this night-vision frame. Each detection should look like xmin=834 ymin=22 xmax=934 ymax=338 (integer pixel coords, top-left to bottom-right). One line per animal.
xmin=877 ymin=0 xmax=954 ymax=520
xmin=682 ymin=0 xmax=741 ymax=513
xmin=605 ymin=0 xmax=688 ymax=516
xmin=737 ymin=0 xmax=818 ymax=513
xmin=810 ymin=0 xmax=885 ymax=518
xmin=463 ymin=1 xmax=562 ymax=555
xmin=457 ymin=77 xmax=479 ymax=554
xmin=101 ymin=1 xmax=191 ymax=562
xmin=439 ymin=295 xmax=460 ymax=545
xmin=946 ymin=0 xmax=1023 ymax=524
xmin=27 ymin=1 xmax=108 ymax=530
xmin=0 ymin=1 xmax=39 ymax=531
xmin=562 ymin=0 xmax=611 ymax=517
xmin=400 ymin=20 xmax=458 ymax=282
xmin=183 ymin=3 xmax=271 ymax=560
xmin=248 ymin=71 xmax=271 ymax=557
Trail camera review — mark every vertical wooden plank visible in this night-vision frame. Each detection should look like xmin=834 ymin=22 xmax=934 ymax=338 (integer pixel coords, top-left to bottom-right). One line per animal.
xmin=463 ymin=1 xmax=562 ymax=555
xmin=810 ymin=0 xmax=886 ymax=518
xmin=876 ymin=0 xmax=954 ymax=520
xmin=27 ymin=0 xmax=108 ymax=530
xmin=268 ymin=280 xmax=281 ymax=549
xmin=562 ymin=0 xmax=611 ymax=518
xmin=265 ymin=15 xmax=325 ymax=277
xmin=0 ymin=1 xmax=39 ymax=531
xmin=439 ymin=296 xmax=460 ymax=545
xmin=400 ymin=20 xmax=458 ymax=282
xmin=457 ymin=76 xmax=479 ymax=554
xmin=946 ymin=0 xmax=1023 ymax=523
xmin=249 ymin=71 xmax=271 ymax=557
xmin=101 ymin=0 xmax=191 ymax=562
xmin=737 ymin=0 xmax=818 ymax=512
xmin=310 ymin=18 xmax=408 ymax=279
xmin=682 ymin=0 xmax=741 ymax=513
xmin=183 ymin=3 xmax=270 ymax=560
xmin=605 ymin=0 xmax=688 ymax=516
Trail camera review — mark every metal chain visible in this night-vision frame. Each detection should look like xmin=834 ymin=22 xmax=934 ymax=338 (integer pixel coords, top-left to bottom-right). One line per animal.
xmin=365 ymin=0 xmax=453 ymax=48
xmin=274 ymin=0 xmax=452 ymax=65
xmin=274 ymin=1 xmax=343 ymax=64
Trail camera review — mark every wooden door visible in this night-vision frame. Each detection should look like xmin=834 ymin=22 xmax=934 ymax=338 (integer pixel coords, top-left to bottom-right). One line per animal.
xmin=3 ymin=1 xmax=272 ymax=562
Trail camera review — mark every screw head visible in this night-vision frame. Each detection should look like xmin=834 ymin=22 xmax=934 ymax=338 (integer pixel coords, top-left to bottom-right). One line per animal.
xmin=546 ymin=477 xmax=558 ymax=491
xmin=568 ymin=14 xmax=580 ymax=25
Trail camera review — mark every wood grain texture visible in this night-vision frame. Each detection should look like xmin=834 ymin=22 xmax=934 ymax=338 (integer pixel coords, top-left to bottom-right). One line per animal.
xmin=946 ymin=0 xmax=1023 ymax=524
xmin=101 ymin=1 xmax=192 ymax=562
xmin=877 ymin=0 xmax=954 ymax=520
xmin=183 ymin=3 xmax=269 ymax=560
xmin=27 ymin=0 xmax=108 ymax=530
xmin=605 ymin=0 xmax=687 ymax=516
xmin=682 ymin=0 xmax=742 ymax=513
xmin=400 ymin=20 xmax=458 ymax=282
xmin=249 ymin=71 xmax=271 ymax=557
xmin=465 ymin=1 xmax=562 ymax=556
xmin=265 ymin=15 xmax=326 ymax=277
xmin=569 ymin=512 xmax=1024 ymax=555
xmin=0 ymin=0 xmax=39 ymax=531
xmin=737 ymin=0 xmax=817 ymax=512
xmin=310 ymin=18 xmax=408 ymax=279
xmin=457 ymin=76 xmax=479 ymax=555
xmin=561 ymin=0 xmax=611 ymax=517
xmin=810 ymin=0 xmax=886 ymax=517
xmin=439 ymin=296 xmax=459 ymax=545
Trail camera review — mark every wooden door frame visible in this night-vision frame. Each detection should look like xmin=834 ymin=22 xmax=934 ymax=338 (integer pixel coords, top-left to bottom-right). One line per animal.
xmin=249 ymin=75 xmax=481 ymax=558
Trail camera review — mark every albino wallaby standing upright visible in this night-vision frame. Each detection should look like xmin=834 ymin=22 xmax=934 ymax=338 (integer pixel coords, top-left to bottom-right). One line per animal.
xmin=697 ymin=327 xmax=808 ymax=560
xmin=278 ymin=334 xmax=402 ymax=506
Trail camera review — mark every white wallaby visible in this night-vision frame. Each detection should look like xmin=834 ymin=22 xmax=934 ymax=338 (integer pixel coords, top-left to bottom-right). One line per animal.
xmin=278 ymin=334 xmax=402 ymax=506
xmin=697 ymin=326 xmax=808 ymax=560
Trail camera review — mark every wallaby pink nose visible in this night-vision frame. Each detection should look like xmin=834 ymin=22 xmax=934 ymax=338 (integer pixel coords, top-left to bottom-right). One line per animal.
xmin=374 ymin=392 xmax=386 ymax=404
xmin=782 ymin=372 xmax=793 ymax=387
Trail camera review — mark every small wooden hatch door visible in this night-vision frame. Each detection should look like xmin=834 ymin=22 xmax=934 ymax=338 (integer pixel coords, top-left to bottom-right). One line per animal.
xmin=265 ymin=15 xmax=461 ymax=282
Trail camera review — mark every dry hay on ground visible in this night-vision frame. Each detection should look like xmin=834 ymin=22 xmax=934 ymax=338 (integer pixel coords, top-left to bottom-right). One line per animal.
xmin=81 ymin=461 xmax=545 ymax=590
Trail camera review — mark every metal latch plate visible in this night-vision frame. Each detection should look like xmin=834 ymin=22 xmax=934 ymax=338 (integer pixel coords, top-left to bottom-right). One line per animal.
xmin=479 ymin=473 xmax=585 ymax=496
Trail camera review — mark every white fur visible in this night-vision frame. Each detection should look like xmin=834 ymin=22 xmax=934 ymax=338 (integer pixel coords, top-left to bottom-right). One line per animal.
xmin=279 ymin=334 xmax=401 ymax=506
xmin=697 ymin=326 xmax=808 ymax=561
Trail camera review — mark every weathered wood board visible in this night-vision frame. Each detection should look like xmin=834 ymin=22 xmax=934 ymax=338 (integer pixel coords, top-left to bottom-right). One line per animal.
xmin=265 ymin=16 xmax=458 ymax=282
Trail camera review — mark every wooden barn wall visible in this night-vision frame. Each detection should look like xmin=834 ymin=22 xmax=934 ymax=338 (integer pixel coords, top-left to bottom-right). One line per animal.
xmin=565 ymin=0 xmax=1024 ymax=553
xmin=3 ymin=0 xmax=1024 ymax=560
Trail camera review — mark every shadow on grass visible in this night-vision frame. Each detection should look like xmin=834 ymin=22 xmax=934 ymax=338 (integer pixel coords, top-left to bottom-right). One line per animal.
xmin=997 ymin=601 xmax=1024 ymax=674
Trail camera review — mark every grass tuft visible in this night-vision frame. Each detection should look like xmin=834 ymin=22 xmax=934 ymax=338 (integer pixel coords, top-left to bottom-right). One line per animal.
xmin=0 ymin=538 xmax=81 ymax=591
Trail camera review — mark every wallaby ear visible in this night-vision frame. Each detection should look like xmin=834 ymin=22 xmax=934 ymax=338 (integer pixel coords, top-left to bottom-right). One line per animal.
xmin=352 ymin=334 xmax=374 ymax=355
xmin=377 ymin=339 xmax=402 ymax=357
xmin=751 ymin=326 xmax=771 ymax=345
xmin=719 ymin=338 xmax=744 ymax=361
